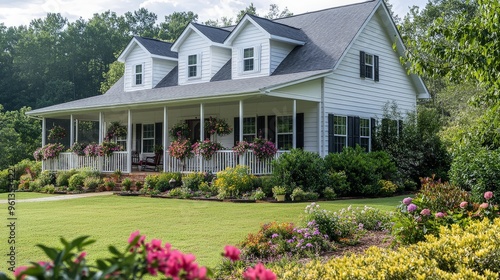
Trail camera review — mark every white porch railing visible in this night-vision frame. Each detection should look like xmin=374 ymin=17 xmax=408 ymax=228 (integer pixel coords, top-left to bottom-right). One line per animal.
xmin=165 ymin=150 xmax=287 ymax=175
xmin=43 ymin=151 xmax=130 ymax=173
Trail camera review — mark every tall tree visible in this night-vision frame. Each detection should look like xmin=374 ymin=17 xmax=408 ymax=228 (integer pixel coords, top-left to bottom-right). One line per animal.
xmin=159 ymin=11 xmax=198 ymax=41
xmin=236 ymin=3 xmax=258 ymax=23
xmin=264 ymin=4 xmax=293 ymax=19
xmin=125 ymin=8 xmax=159 ymax=37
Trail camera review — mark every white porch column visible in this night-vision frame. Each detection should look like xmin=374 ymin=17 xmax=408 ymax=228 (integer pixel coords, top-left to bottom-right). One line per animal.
xmin=98 ymin=112 xmax=103 ymax=143
xmin=163 ymin=106 xmax=168 ymax=172
xmin=239 ymin=100 xmax=243 ymax=143
xmin=70 ymin=114 xmax=74 ymax=146
xmin=199 ymin=103 xmax=205 ymax=172
xmin=317 ymin=103 xmax=322 ymax=156
xmin=293 ymin=99 xmax=297 ymax=149
xmin=127 ymin=110 xmax=132 ymax=173
xmin=75 ymin=119 xmax=79 ymax=143
xmin=42 ymin=117 xmax=46 ymax=146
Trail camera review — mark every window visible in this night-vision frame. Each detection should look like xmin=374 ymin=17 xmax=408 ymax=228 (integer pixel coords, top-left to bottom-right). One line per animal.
xmin=188 ymin=54 xmax=198 ymax=78
xmin=243 ymin=117 xmax=256 ymax=142
xmin=333 ymin=116 xmax=347 ymax=152
xmin=277 ymin=116 xmax=293 ymax=150
xmin=359 ymin=51 xmax=379 ymax=81
xmin=134 ymin=64 xmax=143 ymax=85
xmin=116 ymin=136 xmax=127 ymax=150
xmin=142 ymin=124 xmax=155 ymax=153
xmin=243 ymin=48 xmax=254 ymax=71
xmin=360 ymin=118 xmax=370 ymax=151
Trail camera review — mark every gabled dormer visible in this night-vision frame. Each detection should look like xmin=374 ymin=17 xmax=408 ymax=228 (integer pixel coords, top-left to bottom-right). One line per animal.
xmin=118 ymin=36 xmax=178 ymax=92
xmin=224 ymin=14 xmax=306 ymax=80
xmin=172 ymin=23 xmax=231 ymax=85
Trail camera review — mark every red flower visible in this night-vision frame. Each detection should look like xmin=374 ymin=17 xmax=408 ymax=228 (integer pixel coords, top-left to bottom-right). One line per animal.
xmin=243 ymin=263 xmax=276 ymax=280
xmin=223 ymin=245 xmax=241 ymax=261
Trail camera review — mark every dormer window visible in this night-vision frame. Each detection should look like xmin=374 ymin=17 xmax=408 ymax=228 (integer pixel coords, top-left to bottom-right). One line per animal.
xmin=360 ymin=51 xmax=379 ymax=81
xmin=135 ymin=64 xmax=143 ymax=85
xmin=243 ymin=48 xmax=255 ymax=71
xmin=188 ymin=54 xmax=199 ymax=78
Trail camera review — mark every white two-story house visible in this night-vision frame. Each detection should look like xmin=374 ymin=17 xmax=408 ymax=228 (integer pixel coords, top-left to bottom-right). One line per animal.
xmin=27 ymin=0 xmax=429 ymax=174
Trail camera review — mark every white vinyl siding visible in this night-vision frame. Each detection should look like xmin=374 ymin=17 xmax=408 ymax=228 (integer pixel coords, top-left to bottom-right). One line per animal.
xmin=232 ymin=23 xmax=269 ymax=79
xmin=124 ymin=45 xmax=152 ymax=92
xmin=178 ymin=31 xmax=209 ymax=85
xmin=152 ymin=58 xmax=176 ymax=87
xmin=320 ymin=11 xmax=417 ymax=155
xmin=210 ymin=46 xmax=231 ymax=77
xmin=270 ymin=40 xmax=295 ymax=74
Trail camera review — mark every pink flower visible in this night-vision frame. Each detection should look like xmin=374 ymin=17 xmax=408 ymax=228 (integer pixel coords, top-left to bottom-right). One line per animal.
xmin=75 ymin=252 xmax=86 ymax=264
xmin=224 ymin=245 xmax=241 ymax=261
xmin=435 ymin=212 xmax=445 ymax=218
xmin=402 ymin=197 xmax=412 ymax=205
xmin=480 ymin=203 xmax=489 ymax=209
xmin=128 ymin=230 xmax=145 ymax=247
xmin=14 ymin=266 xmax=28 ymax=279
xmin=460 ymin=201 xmax=468 ymax=209
xmin=407 ymin=203 xmax=417 ymax=212
xmin=420 ymin=208 xmax=431 ymax=216
xmin=243 ymin=263 xmax=276 ymax=280
xmin=484 ymin=191 xmax=493 ymax=200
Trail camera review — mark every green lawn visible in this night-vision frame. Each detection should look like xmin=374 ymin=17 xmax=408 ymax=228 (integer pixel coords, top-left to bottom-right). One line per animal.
xmin=0 ymin=195 xmax=404 ymax=272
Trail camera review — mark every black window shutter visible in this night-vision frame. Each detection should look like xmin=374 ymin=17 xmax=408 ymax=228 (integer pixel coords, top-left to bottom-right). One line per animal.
xmin=328 ymin=114 xmax=334 ymax=153
xmin=360 ymin=51 xmax=366 ymax=78
xmin=354 ymin=116 xmax=360 ymax=147
xmin=267 ymin=115 xmax=276 ymax=143
xmin=135 ymin=124 xmax=142 ymax=153
xmin=296 ymin=113 xmax=304 ymax=149
xmin=371 ymin=118 xmax=377 ymax=150
xmin=257 ymin=116 xmax=266 ymax=139
xmin=374 ymin=55 xmax=379 ymax=81
xmin=234 ymin=117 xmax=239 ymax=146
xmin=348 ymin=116 xmax=354 ymax=147
xmin=155 ymin=122 xmax=162 ymax=147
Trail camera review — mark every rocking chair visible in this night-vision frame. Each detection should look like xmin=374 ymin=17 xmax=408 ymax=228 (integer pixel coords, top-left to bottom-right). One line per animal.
xmin=141 ymin=153 xmax=163 ymax=171
xmin=131 ymin=151 xmax=141 ymax=170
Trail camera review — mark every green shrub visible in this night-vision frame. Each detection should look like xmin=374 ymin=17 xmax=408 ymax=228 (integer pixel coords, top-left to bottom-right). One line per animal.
xmin=183 ymin=172 xmax=207 ymax=191
xmin=121 ymin=178 xmax=133 ymax=191
xmin=326 ymin=171 xmax=349 ymax=197
xmin=79 ymin=168 xmax=101 ymax=179
xmin=56 ymin=169 xmax=78 ymax=187
xmin=415 ymin=177 xmax=469 ymax=212
xmin=214 ymin=165 xmax=255 ymax=199
xmin=198 ymin=181 xmax=217 ymax=196
xmin=290 ymin=187 xmax=319 ymax=202
xmin=377 ymin=180 xmax=398 ymax=196
xmin=252 ymin=188 xmax=266 ymax=200
xmin=18 ymin=174 xmax=32 ymax=190
xmin=38 ymin=170 xmax=55 ymax=187
xmin=11 ymin=159 xmax=41 ymax=181
xmin=449 ymin=146 xmax=500 ymax=204
xmin=324 ymin=146 xmax=397 ymax=196
xmin=68 ymin=173 xmax=85 ymax=191
xmin=323 ymin=187 xmax=336 ymax=200
xmin=167 ymin=187 xmax=192 ymax=198
xmin=155 ymin=172 xmax=182 ymax=192
xmin=29 ymin=179 xmax=42 ymax=192
xmin=45 ymin=184 xmax=55 ymax=194
xmin=144 ymin=174 xmax=159 ymax=190
xmin=256 ymin=176 xmax=274 ymax=197
xmin=0 ymin=169 xmax=10 ymax=192
xmin=83 ymin=176 xmax=101 ymax=191
xmin=303 ymin=203 xmax=341 ymax=242
xmin=273 ymin=219 xmax=500 ymax=279
xmin=272 ymin=149 xmax=327 ymax=195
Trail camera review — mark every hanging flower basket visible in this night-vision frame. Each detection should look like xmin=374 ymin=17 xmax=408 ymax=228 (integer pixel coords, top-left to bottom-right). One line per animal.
xmin=101 ymin=141 xmax=124 ymax=157
xmin=233 ymin=141 xmax=251 ymax=156
xmin=251 ymin=138 xmax=278 ymax=161
xmin=205 ymin=116 xmax=232 ymax=136
xmin=33 ymin=143 xmax=65 ymax=161
xmin=105 ymin=121 xmax=127 ymax=141
xmin=169 ymin=122 xmax=191 ymax=141
xmin=168 ymin=138 xmax=193 ymax=161
xmin=192 ymin=140 xmax=224 ymax=160
xmin=48 ymin=125 xmax=66 ymax=141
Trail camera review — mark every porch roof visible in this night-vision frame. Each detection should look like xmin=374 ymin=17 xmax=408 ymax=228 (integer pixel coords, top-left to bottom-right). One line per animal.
xmin=27 ymin=69 xmax=332 ymax=117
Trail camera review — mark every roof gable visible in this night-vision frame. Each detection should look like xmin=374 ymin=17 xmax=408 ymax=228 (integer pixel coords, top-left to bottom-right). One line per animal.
xmin=117 ymin=37 xmax=177 ymax=63
xmin=171 ymin=23 xmax=229 ymax=52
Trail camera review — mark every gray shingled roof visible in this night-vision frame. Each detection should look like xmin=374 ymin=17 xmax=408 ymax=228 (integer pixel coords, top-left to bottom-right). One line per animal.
xmin=246 ymin=14 xmax=307 ymax=42
xmin=273 ymin=0 xmax=378 ymax=74
xmin=191 ymin=23 xmax=230 ymax=44
xmin=155 ymin=66 xmax=178 ymax=88
xmin=210 ymin=59 xmax=231 ymax=82
xmin=28 ymin=69 xmax=332 ymax=116
xmin=134 ymin=36 xmax=177 ymax=58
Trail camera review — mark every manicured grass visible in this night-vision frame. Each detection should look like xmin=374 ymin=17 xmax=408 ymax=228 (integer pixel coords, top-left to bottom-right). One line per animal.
xmin=0 ymin=192 xmax=58 ymax=200
xmin=0 ymin=195 xmax=404 ymax=272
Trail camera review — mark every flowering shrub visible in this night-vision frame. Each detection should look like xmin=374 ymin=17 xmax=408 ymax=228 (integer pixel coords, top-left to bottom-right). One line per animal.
xmin=192 ymin=140 xmax=224 ymax=160
xmin=392 ymin=189 xmax=500 ymax=244
xmin=48 ymin=125 xmax=66 ymax=141
xmin=83 ymin=143 xmax=102 ymax=157
xmin=205 ymin=116 xmax=232 ymax=136
xmin=169 ymin=121 xmax=191 ymax=140
xmin=414 ymin=176 xmax=469 ymax=212
xmin=251 ymin=138 xmax=277 ymax=161
xmin=69 ymin=142 xmax=86 ymax=156
xmin=273 ymin=218 xmax=500 ymax=279
xmin=101 ymin=141 xmax=124 ymax=156
xmin=168 ymin=138 xmax=193 ymax=160
xmin=33 ymin=143 xmax=65 ymax=161
xmin=8 ymin=232 xmax=276 ymax=280
xmin=233 ymin=141 xmax=251 ymax=156
xmin=213 ymin=165 xmax=255 ymax=199
xmin=239 ymin=221 xmax=333 ymax=260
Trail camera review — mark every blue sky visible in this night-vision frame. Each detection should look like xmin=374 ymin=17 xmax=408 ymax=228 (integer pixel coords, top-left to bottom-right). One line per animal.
xmin=0 ymin=0 xmax=429 ymax=27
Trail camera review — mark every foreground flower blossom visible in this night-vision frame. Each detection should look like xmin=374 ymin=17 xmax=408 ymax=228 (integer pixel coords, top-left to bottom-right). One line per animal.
xmin=243 ymin=263 xmax=277 ymax=280
xmin=435 ymin=212 xmax=445 ymax=218
xmin=224 ymin=245 xmax=241 ymax=261
xmin=484 ymin=191 xmax=493 ymax=200
xmin=460 ymin=201 xmax=468 ymax=209
xmin=407 ymin=203 xmax=417 ymax=212
xmin=420 ymin=208 xmax=431 ymax=216
xmin=480 ymin=203 xmax=489 ymax=209
xmin=402 ymin=197 xmax=412 ymax=205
